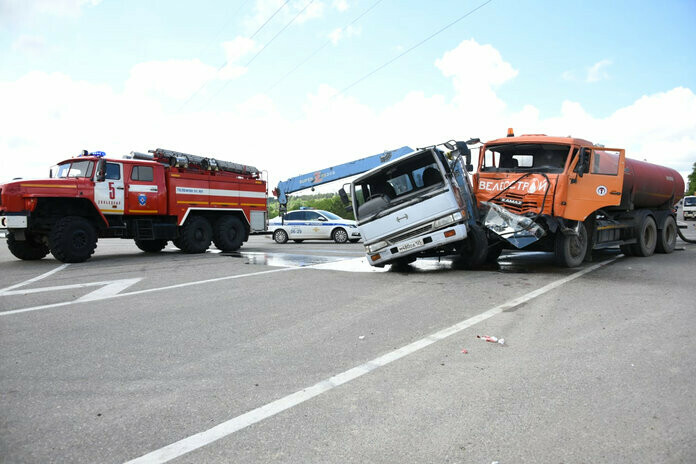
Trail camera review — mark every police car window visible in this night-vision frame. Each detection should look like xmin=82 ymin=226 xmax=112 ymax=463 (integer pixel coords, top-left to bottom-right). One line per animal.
xmin=284 ymin=211 xmax=300 ymax=221
xmin=105 ymin=163 xmax=121 ymax=180
xmin=131 ymin=166 xmax=153 ymax=182
xmin=305 ymin=211 xmax=321 ymax=221
xmin=322 ymin=211 xmax=342 ymax=220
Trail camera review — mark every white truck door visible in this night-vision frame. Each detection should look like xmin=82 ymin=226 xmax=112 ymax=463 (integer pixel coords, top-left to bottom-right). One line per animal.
xmin=94 ymin=161 xmax=125 ymax=214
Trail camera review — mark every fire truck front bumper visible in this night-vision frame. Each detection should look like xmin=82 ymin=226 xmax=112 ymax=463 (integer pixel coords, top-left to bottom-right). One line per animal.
xmin=0 ymin=214 xmax=28 ymax=231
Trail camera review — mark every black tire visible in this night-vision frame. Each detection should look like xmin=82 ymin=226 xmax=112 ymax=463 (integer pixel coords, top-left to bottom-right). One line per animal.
xmin=619 ymin=244 xmax=634 ymax=256
xmin=49 ymin=216 xmax=97 ymax=263
xmin=177 ymin=216 xmax=212 ymax=253
xmin=656 ymin=215 xmax=677 ymax=254
xmin=554 ymin=222 xmax=588 ymax=268
xmin=273 ymin=229 xmax=288 ymax=244
xmin=172 ymin=238 xmax=183 ymax=250
xmin=453 ymin=224 xmax=488 ymax=269
xmin=293 ymin=239 xmax=304 ymax=243
xmin=135 ymin=239 xmax=167 ymax=253
xmin=485 ymin=242 xmax=504 ymax=264
xmin=7 ymin=232 xmax=49 ymax=260
xmin=332 ymin=228 xmax=349 ymax=244
xmin=632 ymin=215 xmax=657 ymax=257
xmin=213 ymin=216 xmax=245 ymax=252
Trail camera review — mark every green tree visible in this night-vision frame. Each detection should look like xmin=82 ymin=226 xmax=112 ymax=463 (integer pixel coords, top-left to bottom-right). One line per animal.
xmin=266 ymin=193 xmax=354 ymax=219
xmin=688 ymin=162 xmax=696 ymax=195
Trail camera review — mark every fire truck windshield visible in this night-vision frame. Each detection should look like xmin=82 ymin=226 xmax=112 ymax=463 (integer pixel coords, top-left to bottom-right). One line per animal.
xmin=56 ymin=160 xmax=95 ymax=179
xmin=482 ymin=143 xmax=571 ymax=174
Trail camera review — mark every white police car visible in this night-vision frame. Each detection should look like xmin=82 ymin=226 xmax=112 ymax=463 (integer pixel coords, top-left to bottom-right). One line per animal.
xmin=268 ymin=209 xmax=361 ymax=244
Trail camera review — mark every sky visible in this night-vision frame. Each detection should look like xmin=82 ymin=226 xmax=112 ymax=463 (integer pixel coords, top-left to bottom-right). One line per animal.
xmin=1 ymin=0 xmax=695 ymax=190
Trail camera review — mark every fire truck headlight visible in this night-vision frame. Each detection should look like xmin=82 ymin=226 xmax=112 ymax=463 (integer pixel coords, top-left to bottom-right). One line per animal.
xmin=24 ymin=198 xmax=38 ymax=211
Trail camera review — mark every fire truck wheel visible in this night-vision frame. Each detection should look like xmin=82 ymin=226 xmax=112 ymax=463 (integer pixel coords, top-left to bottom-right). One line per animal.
xmin=554 ymin=222 xmax=587 ymax=268
xmin=453 ymin=224 xmax=488 ymax=269
xmin=7 ymin=232 xmax=49 ymax=260
xmin=332 ymin=228 xmax=349 ymax=244
xmin=49 ymin=216 xmax=97 ymax=263
xmin=655 ymin=215 xmax=677 ymax=254
xmin=273 ymin=229 xmax=288 ymax=244
xmin=213 ymin=216 xmax=245 ymax=252
xmin=135 ymin=239 xmax=168 ymax=253
xmin=632 ymin=215 xmax=657 ymax=257
xmin=178 ymin=216 xmax=212 ymax=253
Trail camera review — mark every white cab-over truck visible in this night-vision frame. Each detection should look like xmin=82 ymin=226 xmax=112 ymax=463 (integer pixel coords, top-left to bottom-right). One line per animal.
xmin=342 ymin=140 xmax=487 ymax=268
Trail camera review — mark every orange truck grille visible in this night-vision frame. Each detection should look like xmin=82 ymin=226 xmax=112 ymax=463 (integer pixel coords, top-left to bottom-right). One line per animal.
xmin=492 ymin=193 xmax=539 ymax=214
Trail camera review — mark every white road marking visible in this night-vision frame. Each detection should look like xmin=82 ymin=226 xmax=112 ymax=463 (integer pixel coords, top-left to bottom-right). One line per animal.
xmin=0 ymin=263 xmax=69 ymax=295
xmin=0 ymin=267 xmax=301 ymax=317
xmin=123 ymin=257 xmax=619 ymax=464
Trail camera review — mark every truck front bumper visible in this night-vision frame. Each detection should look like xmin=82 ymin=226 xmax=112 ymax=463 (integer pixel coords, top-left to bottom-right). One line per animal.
xmin=0 ymin=214 xmax=28 ymax=230
xmin=366 ymin=223 xmax=468 ymax=267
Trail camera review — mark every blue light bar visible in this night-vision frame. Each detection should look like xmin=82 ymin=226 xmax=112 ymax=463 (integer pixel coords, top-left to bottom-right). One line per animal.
xmin=90 ymin=151 xmax=106 ymax=157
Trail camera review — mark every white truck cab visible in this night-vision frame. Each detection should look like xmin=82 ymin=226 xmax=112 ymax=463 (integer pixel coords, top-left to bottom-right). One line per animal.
xmin=683 ymin=195 xmax=696 ymax=220
xmin=348 ymin=141 xmax=484 ymax=267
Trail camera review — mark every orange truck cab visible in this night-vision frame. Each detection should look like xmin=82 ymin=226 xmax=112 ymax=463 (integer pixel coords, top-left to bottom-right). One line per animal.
xmin=473 ymin=131 xmax=684 ymax=267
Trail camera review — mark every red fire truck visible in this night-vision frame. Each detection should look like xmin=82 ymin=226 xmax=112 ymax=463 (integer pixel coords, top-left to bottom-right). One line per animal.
xmin=0 ymin=149 xmax=267 ymax=263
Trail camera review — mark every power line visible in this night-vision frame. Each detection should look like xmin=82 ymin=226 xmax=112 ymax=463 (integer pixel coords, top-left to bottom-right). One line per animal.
xmin=266 ymin=0 xmax=385 ymax=93
xmin=333 ymin=0 xmax=494 ymax=99
xmin=176 ymin=0 xmax=291 ymax=112
xmin=197 ymin=0 xmax=315 ymax=110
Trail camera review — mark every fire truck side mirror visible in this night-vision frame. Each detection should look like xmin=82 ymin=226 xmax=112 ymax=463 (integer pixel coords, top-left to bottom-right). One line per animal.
xmin=95 ymin=159 xmax=106 ymax=182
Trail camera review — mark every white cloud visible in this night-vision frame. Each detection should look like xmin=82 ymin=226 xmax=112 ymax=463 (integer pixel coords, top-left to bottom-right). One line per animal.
xmin=1 ymin=39 xmax=694 ymax=191
xmin=0 ymin=0 xmax=101 ymax=26
xmin=328 ymin=24 xmax=360 ymax=44
xmin=586 ymin=59 xmax=612 ymax=83
xmin=332 ymin=0 xmax=349 ymax=11
xmin=123 ymin=38 xmax=256 ymax=100
xmin=11 ymin=34 xmax=47 ymax=55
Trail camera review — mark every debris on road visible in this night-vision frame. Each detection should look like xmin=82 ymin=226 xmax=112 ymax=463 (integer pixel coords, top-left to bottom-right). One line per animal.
xmin=358 ymin=335 xmax=365 ymax=340
xmin=477 ymin=335 xmax=505 ymax=345
xmin=461 ymin=349 xmax=468 ymax=354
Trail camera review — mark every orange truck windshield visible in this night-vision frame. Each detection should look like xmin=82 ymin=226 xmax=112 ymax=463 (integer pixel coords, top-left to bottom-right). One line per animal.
xmin=481 ymin=144 xmax=571 ymax=174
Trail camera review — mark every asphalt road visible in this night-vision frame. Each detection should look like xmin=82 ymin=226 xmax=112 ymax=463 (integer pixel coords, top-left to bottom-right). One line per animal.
xmin=1 ymin=226 xmax=696 ymax=463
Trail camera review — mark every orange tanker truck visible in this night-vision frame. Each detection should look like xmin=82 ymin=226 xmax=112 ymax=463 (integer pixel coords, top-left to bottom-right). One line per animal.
xmin=473 ymin=130 xmax=684 ymax=267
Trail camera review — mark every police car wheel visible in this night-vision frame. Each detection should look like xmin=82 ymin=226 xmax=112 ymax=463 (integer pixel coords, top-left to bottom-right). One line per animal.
xmin=273 ymin=229 xmax=288 ymax=244
xmin=332 ymin=228 xmax=349 ymax=244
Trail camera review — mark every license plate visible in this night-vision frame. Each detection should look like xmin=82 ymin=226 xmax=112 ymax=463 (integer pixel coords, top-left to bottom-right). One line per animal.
xmin=397 ymin=238 xmax=424 ymax=253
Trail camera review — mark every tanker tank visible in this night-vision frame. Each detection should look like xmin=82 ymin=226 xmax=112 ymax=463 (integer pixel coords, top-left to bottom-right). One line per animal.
xmin=621 ymin=157 xmax=684 ymax=209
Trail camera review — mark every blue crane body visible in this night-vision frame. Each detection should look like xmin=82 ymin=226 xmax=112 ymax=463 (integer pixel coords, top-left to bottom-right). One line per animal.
xmin=273 ymin=146 xmax=414 ymax=207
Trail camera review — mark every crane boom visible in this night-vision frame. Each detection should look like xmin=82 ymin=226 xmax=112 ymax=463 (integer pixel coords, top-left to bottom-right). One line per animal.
xmin=274 ymin=146 xmax=413 ymax=206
